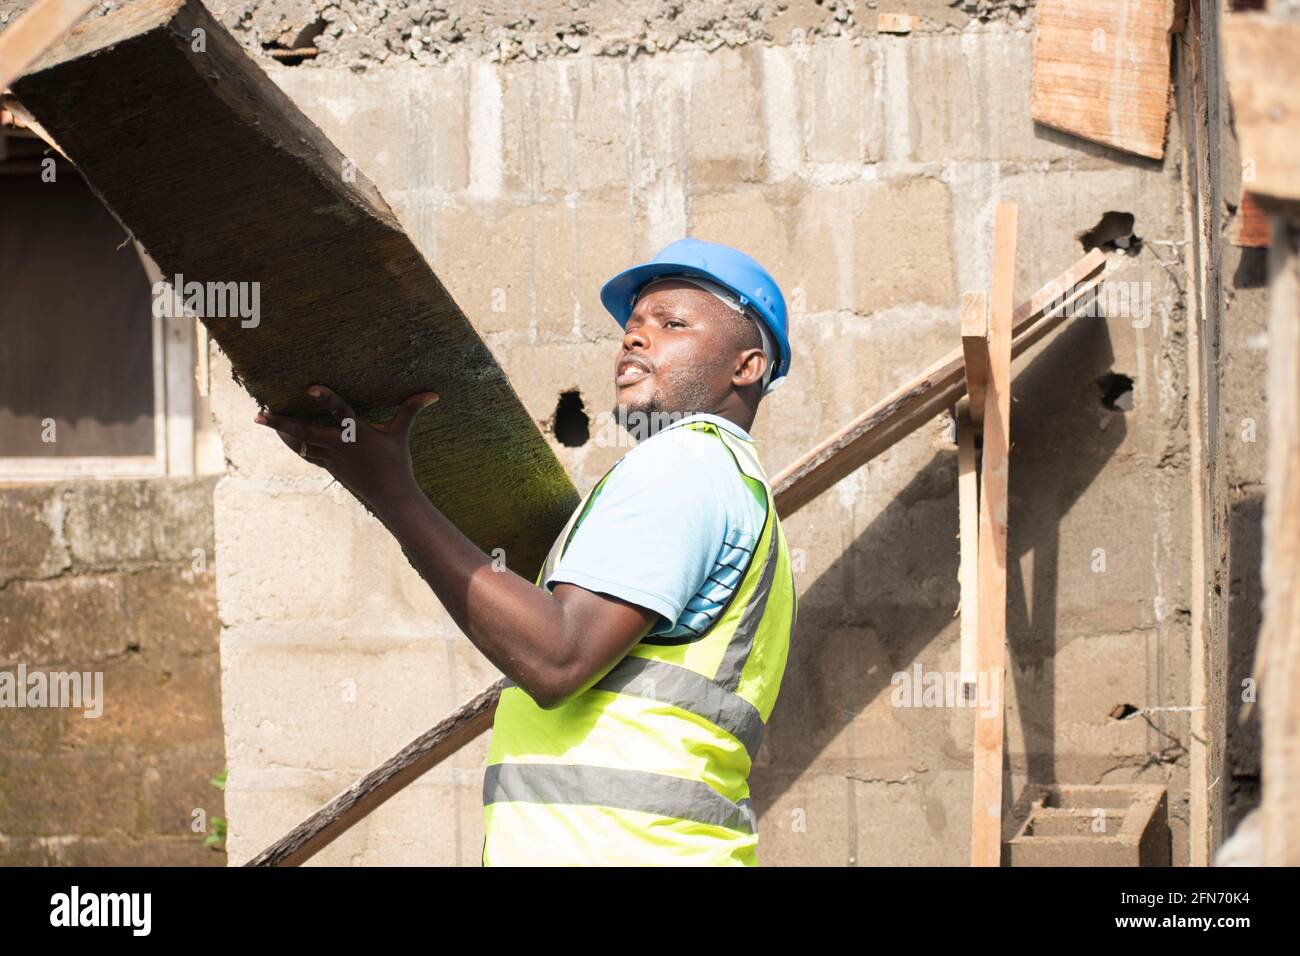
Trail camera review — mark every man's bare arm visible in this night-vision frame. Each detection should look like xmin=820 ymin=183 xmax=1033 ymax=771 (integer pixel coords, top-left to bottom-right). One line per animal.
xmin=257 ymin=385 xmax=658 ymax=709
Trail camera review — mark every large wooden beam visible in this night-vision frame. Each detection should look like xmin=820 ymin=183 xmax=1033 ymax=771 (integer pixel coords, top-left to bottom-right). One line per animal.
xmin=10 ymin=0 xmax=578 ymax=579
xmin=248 ymin=249 xmax=1107 ymax=866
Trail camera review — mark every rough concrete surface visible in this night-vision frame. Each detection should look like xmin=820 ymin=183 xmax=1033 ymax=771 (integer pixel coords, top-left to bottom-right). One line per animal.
xmin=1 ymin=0 xmax=1035 ymax=68
xmin=0 ymin=479 xmax=226 ymax=865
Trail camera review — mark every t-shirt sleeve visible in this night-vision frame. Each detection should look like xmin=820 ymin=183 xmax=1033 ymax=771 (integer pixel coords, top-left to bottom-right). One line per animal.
xmin=544 ymin=428 xmax=734 ymax=628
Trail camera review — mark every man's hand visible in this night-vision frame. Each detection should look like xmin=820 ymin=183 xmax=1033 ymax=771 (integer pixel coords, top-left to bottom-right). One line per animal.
xmin=251 ymin=383 xmax=656 ymax=706
xmin=254 ymin=385 xmax=439 ymax=508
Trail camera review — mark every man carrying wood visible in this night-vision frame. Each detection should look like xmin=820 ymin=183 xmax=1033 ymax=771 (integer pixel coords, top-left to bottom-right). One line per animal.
xmin=255 ymin=237 xmax=798 ymax=866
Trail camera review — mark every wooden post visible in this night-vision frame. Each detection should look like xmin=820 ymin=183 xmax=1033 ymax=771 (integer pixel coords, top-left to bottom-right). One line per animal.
xmin=958 ymin=292 xmax=989 ymax=693
xmin=971 ymin=203 xmax=1017 ymax=867
xmin=1260 ymin=221 xmax=1300 ymax=865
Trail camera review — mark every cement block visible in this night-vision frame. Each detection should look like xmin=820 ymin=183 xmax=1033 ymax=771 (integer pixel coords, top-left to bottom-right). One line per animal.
xmin=0 ymin=485 xmax=68 ymax=584
xmin=219 ymin=639 xmax=490 ymax=772
xmin=690 ymin=46 xmax=768 ymax=183
xmin=63 ymin=478 xmax=216 ymax=569
xmin=0 ymin=575 xmax=131 ymax=665
xmin=905 ymin=31 xmax=1118 ymax=166
xmin=213 ymin=476 xmax=357 ymax=627
xmin=433 ymin=201 xmax=555 ymax=336
xmin=268 ymin=65 xmax=471 ymax=203
xmin=1007 ymin=784 xmax=1170 ymax=866
xmin=801 ymin=39 xmax=884 ymax=166
xmin=853 ymin=177 xmax=957 ymax=310
xmin=119 ymin=567 xmax=219 ymax=656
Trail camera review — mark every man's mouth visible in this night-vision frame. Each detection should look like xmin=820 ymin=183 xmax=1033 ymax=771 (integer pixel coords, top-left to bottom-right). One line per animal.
xmin=616 ymin=360 xmax=652 ymax=387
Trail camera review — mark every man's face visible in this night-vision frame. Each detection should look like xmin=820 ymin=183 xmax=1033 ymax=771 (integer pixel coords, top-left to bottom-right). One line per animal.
xmin=611 ymin=279 xmax=749 ymax=437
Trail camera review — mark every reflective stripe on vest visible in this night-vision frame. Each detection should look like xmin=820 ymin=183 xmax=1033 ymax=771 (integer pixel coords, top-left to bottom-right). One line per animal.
xmin=483 ymin=420 xmax=795 ymax=866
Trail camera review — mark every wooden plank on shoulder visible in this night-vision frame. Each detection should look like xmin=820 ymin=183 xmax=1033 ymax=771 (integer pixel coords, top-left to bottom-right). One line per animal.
xmin=12 ymin=0 xmax=579 ymax=579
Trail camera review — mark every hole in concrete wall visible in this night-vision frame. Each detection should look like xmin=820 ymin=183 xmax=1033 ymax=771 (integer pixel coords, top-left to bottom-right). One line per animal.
xmin=1096 ymin=373 xmax=1134 ymax=412
xmin=1110 ymin=703 xmax=1140 ymax=721
xmin=262 ymin=18 xmax=326 ymax=65
xmin=553 ymin=390 xmax=590 ymax=447
xmin=1079 ymin=212 xmax=1143 ymax=255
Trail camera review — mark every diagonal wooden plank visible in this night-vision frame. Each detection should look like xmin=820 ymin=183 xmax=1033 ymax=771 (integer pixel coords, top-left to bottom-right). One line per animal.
xmin=10 ymin=0 xmax=578 ymax=579
xmin=971 ymin=203 xmax=1016 ymax=867
xmin=247 ymin=249 xmax=1108 ymax=866
xmin=772 ymin=248 xmax=1106 ymax=518
xmin=0 ymin=0 xmax=96 ymax=90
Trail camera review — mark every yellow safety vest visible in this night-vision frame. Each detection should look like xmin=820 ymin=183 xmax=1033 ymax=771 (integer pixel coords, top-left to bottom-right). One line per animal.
xmin=482 ymin=419 xmax=797 ymax=865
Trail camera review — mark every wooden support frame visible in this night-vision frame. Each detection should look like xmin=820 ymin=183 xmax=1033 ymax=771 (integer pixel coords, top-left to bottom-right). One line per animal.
xmin=246 ymin=247 xmax=1104 ymax=867
xmin=970 ymin=203 xmax=1018 ymax=867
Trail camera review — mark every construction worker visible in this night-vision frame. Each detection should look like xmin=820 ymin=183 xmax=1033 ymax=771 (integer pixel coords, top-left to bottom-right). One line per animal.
xmin=255 ymin=237 xmax=798 ymax=866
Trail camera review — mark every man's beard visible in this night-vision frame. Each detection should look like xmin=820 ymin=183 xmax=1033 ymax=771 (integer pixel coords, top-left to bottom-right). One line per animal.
xmin=610 ymin=361 xmax=717 ymax=442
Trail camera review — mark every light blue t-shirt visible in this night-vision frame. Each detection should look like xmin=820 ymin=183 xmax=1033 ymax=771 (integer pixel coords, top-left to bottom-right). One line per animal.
xmin=544 ymin=413 xmax=770 ymax=641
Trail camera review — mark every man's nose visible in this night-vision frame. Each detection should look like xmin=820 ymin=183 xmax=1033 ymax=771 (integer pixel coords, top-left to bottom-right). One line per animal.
xmin=622 ymin=325 xmax=650 ymax=351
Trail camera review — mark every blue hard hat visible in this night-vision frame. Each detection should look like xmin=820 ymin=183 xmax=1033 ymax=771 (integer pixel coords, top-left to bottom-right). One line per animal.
xmin=600 ymin=237 xmax=791 ymax=395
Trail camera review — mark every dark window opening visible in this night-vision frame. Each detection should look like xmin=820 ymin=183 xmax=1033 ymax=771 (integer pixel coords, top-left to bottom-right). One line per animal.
xmin=0 ymin=145 xmax=155 ymax=458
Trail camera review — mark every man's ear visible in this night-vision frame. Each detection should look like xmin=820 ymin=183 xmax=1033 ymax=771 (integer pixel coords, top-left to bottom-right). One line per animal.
xmin=733 ymin=347 xmax=767 ymax=389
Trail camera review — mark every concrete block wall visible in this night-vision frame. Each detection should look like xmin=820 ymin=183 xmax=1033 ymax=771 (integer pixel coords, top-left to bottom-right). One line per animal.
xmin=0 ymin=478 xmax=225 ymax=864
xmin=213 ymin=13 xmax=1196 ymax=865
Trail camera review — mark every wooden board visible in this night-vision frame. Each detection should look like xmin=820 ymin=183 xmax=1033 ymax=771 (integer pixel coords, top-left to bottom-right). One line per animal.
xmin=1228 ymin=190 xmax=1272 ymax=248
xmin=248 ymin=249 xmax=1108 ymax=865
xmin=1259 ymin=225 xmax=1300 ymax=864
xmin=957 ymin=405 xmax=980 ymax=692
xmin=970 ymin=203 xmax=1016 ymax=867
xmin=1030 ymin=0 xmax=1176 ymax=159
xmin=1222 ymin=15 xmax=1300 ymax=206
xmin=11 ymin=0 xmax=578 ymax=579
xmin=878 ymin=13 xmax=916 ymax=34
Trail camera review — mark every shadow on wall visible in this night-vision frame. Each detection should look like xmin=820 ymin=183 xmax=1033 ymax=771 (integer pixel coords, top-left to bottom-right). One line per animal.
xmin=751 ymin=307 xmax=1132 ymax=859
xmin=1226 ymin=494 xmax=1263 ymax=832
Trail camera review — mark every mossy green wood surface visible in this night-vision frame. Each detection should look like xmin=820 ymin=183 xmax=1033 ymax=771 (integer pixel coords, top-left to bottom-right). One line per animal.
xmin=13 ymin=0 xmax=578 ymax=579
